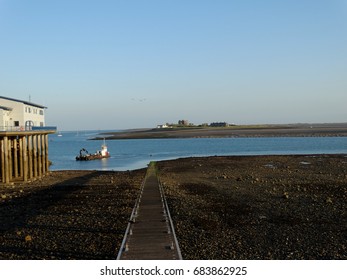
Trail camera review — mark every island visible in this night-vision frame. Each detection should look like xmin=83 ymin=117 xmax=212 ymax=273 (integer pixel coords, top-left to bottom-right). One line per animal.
xmin=93 ymin=122 xmax=347 ymax=140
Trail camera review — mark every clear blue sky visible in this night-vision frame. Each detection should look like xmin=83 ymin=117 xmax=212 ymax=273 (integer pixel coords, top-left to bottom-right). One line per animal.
xmin=1 ymin=0 xmax=346 ymax=130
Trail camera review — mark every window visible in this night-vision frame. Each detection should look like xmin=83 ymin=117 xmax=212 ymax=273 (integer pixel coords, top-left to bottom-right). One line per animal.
xmin=14 ymin=121 xmax=19 ymax=127
xmin=39 ymin=110 xmax=44 ymax=115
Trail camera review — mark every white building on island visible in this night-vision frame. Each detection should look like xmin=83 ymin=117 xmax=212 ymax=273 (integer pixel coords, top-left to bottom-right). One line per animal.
xmin=157 ymin=124 xmax=169 ymax=129
xmin=0 ymin=96 xmax=47 ymax=131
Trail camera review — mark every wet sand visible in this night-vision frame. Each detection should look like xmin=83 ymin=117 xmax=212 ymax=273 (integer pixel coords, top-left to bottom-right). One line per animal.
xmin=0 ymin=155 xmax=346 ymax=259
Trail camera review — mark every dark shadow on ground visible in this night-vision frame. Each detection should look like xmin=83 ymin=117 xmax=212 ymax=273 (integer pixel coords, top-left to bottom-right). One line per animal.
xmin=0 ymin=171 xmax=142 ymax=259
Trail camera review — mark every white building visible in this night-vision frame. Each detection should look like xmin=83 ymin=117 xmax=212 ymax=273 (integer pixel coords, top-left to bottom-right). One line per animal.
xmin=157 ymin=124 xmax=169 ymax=129
xmin=0 ymin=96 xmax=47 ymax=131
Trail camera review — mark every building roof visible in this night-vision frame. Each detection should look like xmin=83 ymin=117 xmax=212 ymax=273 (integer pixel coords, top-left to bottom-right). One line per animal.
xmin=0 ymin=96 xmax=47 ymax=109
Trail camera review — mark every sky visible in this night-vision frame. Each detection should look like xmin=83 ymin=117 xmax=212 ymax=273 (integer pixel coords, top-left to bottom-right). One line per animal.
xmin=0 ymin=0 xmax=346 ymax=130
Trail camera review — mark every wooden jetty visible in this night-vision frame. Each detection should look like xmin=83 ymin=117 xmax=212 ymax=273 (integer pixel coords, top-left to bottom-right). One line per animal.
xmin=0 ymin=130 xmax=56 ymax=185
xmin=117 ymin=163 xmax=182 ymax=260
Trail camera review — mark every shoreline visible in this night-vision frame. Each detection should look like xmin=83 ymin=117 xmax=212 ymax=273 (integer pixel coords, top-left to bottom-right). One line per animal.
xmin=93 ymin=123 xmax=347 ymax=140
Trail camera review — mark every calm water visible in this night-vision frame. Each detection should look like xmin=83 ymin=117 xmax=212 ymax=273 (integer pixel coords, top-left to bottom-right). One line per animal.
xmin=48 ymin=131 xmax=347 ymax=171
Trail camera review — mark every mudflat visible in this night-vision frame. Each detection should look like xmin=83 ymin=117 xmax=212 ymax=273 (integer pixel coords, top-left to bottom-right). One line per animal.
xmin=96 ymin=123 xmax=347 ymax=140
xmin=157 ymin=155 xmax=347 ymax=260
xmin=0 ymin=154 xmax=346 ymax=259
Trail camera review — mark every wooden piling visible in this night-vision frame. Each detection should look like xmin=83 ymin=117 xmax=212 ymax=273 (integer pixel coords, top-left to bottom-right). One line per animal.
xmin=33 ymin=134 xmax=37 ymax=178
xmin=0 ymin=138 xmax=4 ymax=183
xmin=45 ymin=134 xmax=49 ymax=172
xmin=13 ymin=138 xmax=18 ymax=178
xmin=0 ymin=130 xmax=55 ymax=185
xmin=28 ymin=134 xmax=33 ymax=180
xmin=41 ymin=134 xmax=46 ymax=175
xmin=23 ymin=135 xmax=28 ymax=182
xmin=37 ymin=135 xmax=42 ymax=178
xmin=19 ymin=136 xmax=24 ymax=180
xmin=4 ymin=136 xmax=10 ymax=184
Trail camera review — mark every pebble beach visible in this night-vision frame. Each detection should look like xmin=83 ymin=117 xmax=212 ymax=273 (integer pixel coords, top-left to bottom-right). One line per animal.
xmin=0 ymin=155 xmax=346 ymax=260
xmin=158 ymin=155 xmax=347 ymax=259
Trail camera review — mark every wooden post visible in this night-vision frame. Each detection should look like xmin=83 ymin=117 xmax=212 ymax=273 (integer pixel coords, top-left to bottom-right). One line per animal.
xmin=13 ymin=138 xmax=18 ymax=178
xmin=8 ymin=137 xmax=13 ymax=182
xmin=4 ymin=136 xmax=10 ymax=184
xmin=19 ymin=136 xmax=24 ymax=180
xmin=45 ymin=134 xmax=49 ymax=172
xmin=23 ymin=135 xmax=28 ymax=182
xmin=1 ymin=138 xmax=4 ymax=183
xmin=33 ymin=135 xmax=37 ymax=178
xmin=28 ymin=135 xmax=33 ymax=180
xmin=41 ymin=134 xmax=45 ymax=175
xmin=37 ymin=134 xmax=42 ymax=178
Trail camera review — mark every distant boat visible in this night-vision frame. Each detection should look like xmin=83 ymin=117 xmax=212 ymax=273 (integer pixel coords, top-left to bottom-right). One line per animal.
xmin=75 ymin=139 xmax=110 ymax=161
xmin=57 ymin=132 xmax=63 ymax=137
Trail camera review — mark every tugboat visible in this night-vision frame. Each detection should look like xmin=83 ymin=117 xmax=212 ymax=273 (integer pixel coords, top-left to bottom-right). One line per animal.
xmin=76 ymin=140 xmax=110 ymax=161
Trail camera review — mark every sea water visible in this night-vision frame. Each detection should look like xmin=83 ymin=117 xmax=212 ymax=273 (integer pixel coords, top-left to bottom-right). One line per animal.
xmin=48 ymin=131 xmax=347 ymax=171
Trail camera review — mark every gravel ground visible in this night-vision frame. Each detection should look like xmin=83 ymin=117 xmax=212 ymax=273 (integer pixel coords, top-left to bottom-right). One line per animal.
xmin=157 ymin=155 xmax=347 ymax=260
xmin=0 ymin=169 xmax=145 ymax=259
xmin=1 ymin=155 xmax=346 ymax=260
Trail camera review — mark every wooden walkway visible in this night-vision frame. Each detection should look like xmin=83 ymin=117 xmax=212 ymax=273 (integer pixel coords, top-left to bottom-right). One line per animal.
xmin=117 ymin=163 xmax=182 ymax=260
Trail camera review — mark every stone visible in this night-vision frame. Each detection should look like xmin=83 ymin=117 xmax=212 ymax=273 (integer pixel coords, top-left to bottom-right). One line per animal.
xmin=25 ymin=235 xmax=32 ymax=242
